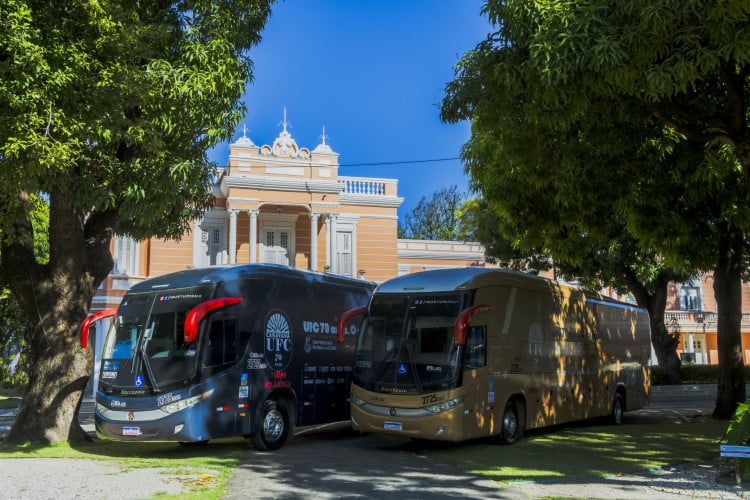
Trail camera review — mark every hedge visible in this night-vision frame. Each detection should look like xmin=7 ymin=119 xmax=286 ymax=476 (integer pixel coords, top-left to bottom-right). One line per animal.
xmin=651 ymin=364 xmax=750 ymax=385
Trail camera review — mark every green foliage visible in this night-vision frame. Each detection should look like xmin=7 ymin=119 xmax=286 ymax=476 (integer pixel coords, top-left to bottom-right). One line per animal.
xmin=0 ymin=1 xmax=275 ymax=243
xmin=440 ymin=1 xmax=750 ymax=387
xmin=723 ymin=398 xmax=750 ymax=446
xmin=398 ymin=185 xmax=469 ymax=241
xmin=0 ymin=289 xmax=30 ymax=389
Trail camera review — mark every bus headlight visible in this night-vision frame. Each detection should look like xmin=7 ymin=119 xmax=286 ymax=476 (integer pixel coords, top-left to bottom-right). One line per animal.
xmin=162 ymin=395 xmax=202 ymax=414
xmin=424 ymin=397 xmax=463 ymax=415
xmin=95 ymin=402 xmax=108 ymax=415
xmin=352 ymin=396 xmax=366 ymax=407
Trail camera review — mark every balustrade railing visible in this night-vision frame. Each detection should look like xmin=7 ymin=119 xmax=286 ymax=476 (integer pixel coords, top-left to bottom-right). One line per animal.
xmin=665 ymin=310 xmax=750 ymax=329
xmin=338 ymin=176 xmax=393 ymax=196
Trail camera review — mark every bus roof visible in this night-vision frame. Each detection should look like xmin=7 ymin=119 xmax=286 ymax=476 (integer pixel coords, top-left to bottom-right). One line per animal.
xmin=375 ymin=267 xmax=644 ymax=311
xmin=127 ymin=264 xmax=376 ymax=294
xmin=375 ymin=267 xmax=541 ymax=293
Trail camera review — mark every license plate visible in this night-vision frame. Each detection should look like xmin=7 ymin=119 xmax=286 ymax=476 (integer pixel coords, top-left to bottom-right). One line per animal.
xmin=384 ymin=421 xmax=403 ymax=431
xmin=122 ymin=426 xmax=141 ymax=436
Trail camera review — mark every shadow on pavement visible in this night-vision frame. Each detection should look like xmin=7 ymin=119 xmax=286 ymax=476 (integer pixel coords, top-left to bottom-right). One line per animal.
xmin=223 ymin=423 xmax=521 ymax=499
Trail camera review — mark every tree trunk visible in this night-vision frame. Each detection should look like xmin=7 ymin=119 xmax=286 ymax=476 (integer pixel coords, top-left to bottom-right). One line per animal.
xmin=713 ymin=223 xmax=745 ymax=419
xmin=624 ymin=271 xmax=681 ymax=384
xmin=7 ymin=324 xmax=92 ymax=444
xmin=2 ymin=190 xmax=115 ymax=444
xmin=650 ymin=319 xmax=681 ymax=385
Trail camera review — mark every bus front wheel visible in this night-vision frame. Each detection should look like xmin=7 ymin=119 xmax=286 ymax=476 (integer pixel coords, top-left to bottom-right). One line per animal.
xmin=250 ymin=399 xmax=290 ymax=451
xmin=499 ymin=400 xmax=524 ymax=445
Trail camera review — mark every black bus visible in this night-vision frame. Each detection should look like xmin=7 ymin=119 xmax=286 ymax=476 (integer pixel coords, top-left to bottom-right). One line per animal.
xmin=80 ymin=264 xmax=375 ymax=450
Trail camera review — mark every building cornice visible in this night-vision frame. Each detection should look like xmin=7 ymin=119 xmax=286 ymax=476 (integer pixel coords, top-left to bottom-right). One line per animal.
xmin=397 ymin=251 xmax=487 ymax=261
xmin=339 ymin=193 xmax=403 ymax=208
xmin=221 ymin=175 xmax=342 ymax=196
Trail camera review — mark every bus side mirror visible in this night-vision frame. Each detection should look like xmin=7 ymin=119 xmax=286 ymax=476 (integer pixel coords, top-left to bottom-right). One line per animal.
xmin=337 ymin=306 xmax=367 ymax=343
xmin=79 ymin=308 xmax=117 ymax=349
xmin=453 ymin=305 xmax=491 ymax=346
xmin=184 ymin=297 xmax=243 ymax=343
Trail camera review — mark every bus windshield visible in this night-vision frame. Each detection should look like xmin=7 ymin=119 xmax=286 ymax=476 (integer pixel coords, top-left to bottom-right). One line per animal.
xmin=353 ymin=293 xmax=467 ymax=394
xmin=99 ymin=285 xmax=213 ymax=394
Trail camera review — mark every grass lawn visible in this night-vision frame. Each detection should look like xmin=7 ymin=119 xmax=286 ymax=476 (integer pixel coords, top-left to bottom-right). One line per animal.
xmin=0 ymin=438 xmax=246 ymax=499
xmin=401 ymin=419 xmax=727 ymax=483
xmin=0 ymin=395 xmax=22 ymax=410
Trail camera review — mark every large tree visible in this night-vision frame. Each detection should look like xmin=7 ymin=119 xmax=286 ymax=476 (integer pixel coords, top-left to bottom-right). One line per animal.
xmin=398 ymin=185 xmax=468 ymax=240
xmin=447 ymin=96 xmax=711 ymax=384
xmin=442 ymin=0 xmax=750 ymax=417
xmin=0 ymin=1 xmax=274 ymax=444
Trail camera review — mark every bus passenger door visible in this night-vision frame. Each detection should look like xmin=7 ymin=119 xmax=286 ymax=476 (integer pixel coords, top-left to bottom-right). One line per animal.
xmin=201 ymin=317 xmax=241 ymax=438
xmin=462 ymin=325 xmax=492 ymax=439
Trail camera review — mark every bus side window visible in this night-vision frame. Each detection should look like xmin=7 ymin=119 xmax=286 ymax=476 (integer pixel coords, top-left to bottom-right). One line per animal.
xmin=205 ymin=318 xmax=239 ymax=368
xmin=464 ymin=325 xmax=487 ymax=369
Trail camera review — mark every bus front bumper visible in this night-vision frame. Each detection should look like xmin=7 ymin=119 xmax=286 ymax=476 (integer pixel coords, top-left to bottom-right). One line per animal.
xmin=95 ymin=406 xmax=210 ymax=442
xmin=350 ymin=399 xmax=464 ymax=442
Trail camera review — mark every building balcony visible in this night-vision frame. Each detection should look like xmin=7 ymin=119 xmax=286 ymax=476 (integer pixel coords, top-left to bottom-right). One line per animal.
xmin=665 ymin=310 xmax=750 ymax=332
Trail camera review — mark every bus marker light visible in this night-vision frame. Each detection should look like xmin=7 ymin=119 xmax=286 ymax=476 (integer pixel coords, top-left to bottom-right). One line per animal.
xmin=184 ymin=297 xmax=242 ymax=342
xmin=174 ymin=424 xmax=184 ymax=434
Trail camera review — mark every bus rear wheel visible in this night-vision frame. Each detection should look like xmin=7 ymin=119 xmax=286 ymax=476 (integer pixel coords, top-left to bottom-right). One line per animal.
xmin=612 ymin=392 xmax=625 ymax=425
xmin=499 ymin=400 xmax=524 ymax=445
xmin=250 ymin=399 xmax=290 ymax=451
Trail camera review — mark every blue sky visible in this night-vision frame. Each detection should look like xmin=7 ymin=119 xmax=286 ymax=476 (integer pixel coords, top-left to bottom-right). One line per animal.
xmin=207 ymin=0 xmax=492 ymax=217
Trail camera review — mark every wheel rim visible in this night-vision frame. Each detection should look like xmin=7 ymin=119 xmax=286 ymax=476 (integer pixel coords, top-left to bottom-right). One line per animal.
xmin=503 ymin=407 xmax=518 ymax=440
xmin=263 ymin=408 xmax=285 ymax=442
xmin=614 ymin=397 xmax=623 ymax=424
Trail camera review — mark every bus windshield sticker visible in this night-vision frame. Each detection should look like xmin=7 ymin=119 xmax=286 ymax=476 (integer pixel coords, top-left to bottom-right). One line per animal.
xmin=247 ymin=352 xmax=266 ymax=370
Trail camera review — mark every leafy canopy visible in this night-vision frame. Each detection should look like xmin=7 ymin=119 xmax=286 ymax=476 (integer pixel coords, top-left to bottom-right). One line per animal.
xmin=0 ymin=1 xmax=274 ymax=242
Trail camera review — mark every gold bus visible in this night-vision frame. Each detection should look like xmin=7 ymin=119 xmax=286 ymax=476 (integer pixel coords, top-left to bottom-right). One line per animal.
xmin=337 ymin=268 xmax=651 ymax=444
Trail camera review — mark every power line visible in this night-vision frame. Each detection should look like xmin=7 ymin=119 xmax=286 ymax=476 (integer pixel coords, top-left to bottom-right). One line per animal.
xmin=338 ymin=157 xmax=461 ymax=167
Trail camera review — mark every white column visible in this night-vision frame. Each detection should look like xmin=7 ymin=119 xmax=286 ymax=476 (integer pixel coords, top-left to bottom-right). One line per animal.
xmin=228 ymin=209 xmax=238 ymax=264
xmin=352 ymin=219 xmax=359 ymax=278
xmin=309 ymin=213 xmax=320 ymax=271
xmin=191 ymin=219 xmax=201 ymax=267
xmin=248 ymin=209 xmax=258 ymax=264
xmin=328 ymin=214 xmax=338 ymax=273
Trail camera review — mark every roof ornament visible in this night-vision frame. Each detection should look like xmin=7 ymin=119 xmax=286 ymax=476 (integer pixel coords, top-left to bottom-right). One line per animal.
xmin=233 ymin=120 xmax=255 ymax=147
xmin=320 ymin=126 xmax=328 ymax=145
xmin=271 ymin=107 xmax=300 ymax=157
xmin=313 ymin=124 xmax=334 ymax=154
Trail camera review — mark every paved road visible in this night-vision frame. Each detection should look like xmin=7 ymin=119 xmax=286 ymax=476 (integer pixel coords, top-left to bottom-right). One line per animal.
xmin=220 ymin=385 xmax=731 ymax=499
xmin=0 ymin=385 xmax=742 ymax=500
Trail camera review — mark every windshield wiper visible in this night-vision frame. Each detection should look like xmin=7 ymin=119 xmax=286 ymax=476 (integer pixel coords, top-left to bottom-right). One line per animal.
xmin=138 ymin=337 xmax=161 ymax=392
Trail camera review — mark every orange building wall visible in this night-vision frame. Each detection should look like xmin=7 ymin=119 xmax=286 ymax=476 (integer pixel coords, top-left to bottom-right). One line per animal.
xmin=356 ymin=217 xmax=398 ymax=282
xmin=148 ymin=233 xmax=194 ymax=277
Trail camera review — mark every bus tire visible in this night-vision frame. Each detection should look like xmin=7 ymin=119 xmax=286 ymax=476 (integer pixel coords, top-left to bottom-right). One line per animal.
xmin=250 ymin=399 xmax=290 ymax=451
xmin=499 ymin=400 xmax=524 ymax=445
xmin=612 ymin=392 xmax=625 ymax=425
